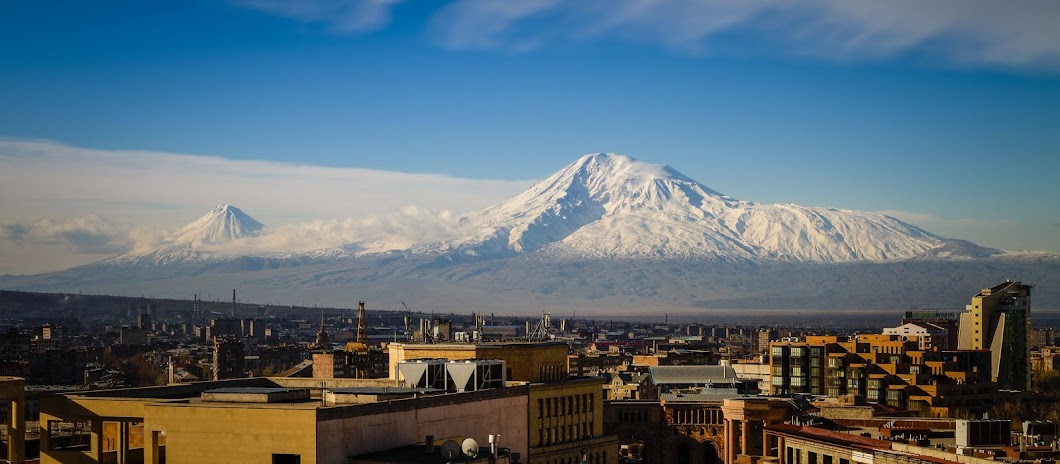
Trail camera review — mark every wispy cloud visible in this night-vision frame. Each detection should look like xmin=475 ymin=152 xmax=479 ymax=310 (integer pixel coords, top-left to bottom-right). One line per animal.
xmin=210 ymin=206 xmax=469 ymax=256
xmin=0 ymin=138 xmax=532 ymax=274
xmin=427 ymin=0 xmax=1060 ymax=70
xmin=232 ymin=0 xmax=403 ymax=33
xmin=229 ymin=0 xmax=1060 ymax=70
xmin=0 ymin=216 xmax=155 ymax=255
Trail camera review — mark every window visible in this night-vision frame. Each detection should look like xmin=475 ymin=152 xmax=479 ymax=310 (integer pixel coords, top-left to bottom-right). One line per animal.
xmin=272 ymin=454 xmax=301 ymax=464
xmin=809 ymin=451 xmax=818 ymax=464
xmin=47 ymin=421 xmax=91 ymax=451
xmin=538 ymin=399 xmax=544 ymax=418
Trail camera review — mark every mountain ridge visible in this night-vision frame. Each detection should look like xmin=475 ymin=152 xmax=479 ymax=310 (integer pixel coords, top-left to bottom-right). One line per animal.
xmin=2 ymin=153 xmax=1054 ymax=313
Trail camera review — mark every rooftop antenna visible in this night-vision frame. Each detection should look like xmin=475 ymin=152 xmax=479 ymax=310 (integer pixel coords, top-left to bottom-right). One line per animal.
xmin=528 ymin=311 xmax=551 ymax=341
xmin=401 ymin=300 xmax=414 ymax=342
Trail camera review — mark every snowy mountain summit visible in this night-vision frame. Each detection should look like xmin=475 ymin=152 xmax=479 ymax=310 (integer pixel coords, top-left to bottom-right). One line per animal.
xmin=107 ymin=204 xmax=265 ymax=265
xmin=102 ymin=154 xmax=997 ymax=267
xmin=453 ymin=153 xmax=955 ymax=262
xmin=170 ymin=204 xmax=264 ymax=247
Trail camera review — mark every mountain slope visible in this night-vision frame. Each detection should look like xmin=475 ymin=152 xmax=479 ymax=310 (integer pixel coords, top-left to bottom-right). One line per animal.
xmin=445 ymin=153 xmax=944 ymax=262
xmin=169 ymin=203 xmax=264 ymax=247
xmin=0 ymin=154 xmax=1055 ymax=312
xmin=106 ymin=204 xmax=265 ymax=265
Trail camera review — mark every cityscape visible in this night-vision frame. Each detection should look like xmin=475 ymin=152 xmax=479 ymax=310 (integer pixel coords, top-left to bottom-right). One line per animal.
xmin=2 ymin=1 xmax=1059 ymax=464
xmin=0 ymin=280 xmax=1056 ymax=464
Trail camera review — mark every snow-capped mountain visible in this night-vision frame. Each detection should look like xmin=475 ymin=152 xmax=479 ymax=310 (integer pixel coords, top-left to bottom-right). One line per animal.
xmin=169 ymin=203 xmax=264 ymax=247
xmin=106 ymin=204 xmax=265 ymax=265
xmin=442 ymin=153 xmax=949 ymax=262
xmin=2 ymin=153 xmax=1055 ymax=313
xmin=101 ymin=154 xmax=993 ymax=266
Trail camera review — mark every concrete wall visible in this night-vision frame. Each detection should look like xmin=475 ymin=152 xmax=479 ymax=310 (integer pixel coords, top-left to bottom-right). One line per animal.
xmin=145 ymin=403 xmax=319 ymax=464
xmin=316 ymin=388 xmax=529 ymax=463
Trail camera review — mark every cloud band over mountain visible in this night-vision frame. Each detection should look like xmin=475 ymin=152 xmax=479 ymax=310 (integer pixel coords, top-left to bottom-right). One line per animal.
xmin=0 ymin=138 xmax=530 ymax=274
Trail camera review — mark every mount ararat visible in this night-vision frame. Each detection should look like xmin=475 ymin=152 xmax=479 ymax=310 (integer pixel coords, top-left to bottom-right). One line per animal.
xmin=3 ymin=154 xmax=1056 ymax=314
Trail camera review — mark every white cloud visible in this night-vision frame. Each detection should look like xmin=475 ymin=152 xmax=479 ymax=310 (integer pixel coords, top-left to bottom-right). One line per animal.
xmin=209 ymin=206 xmax=470 ymax=256
xmin=0 ymin=216 xmax=159 ymax=255
xmin=232 ymin=0 xmax=403 ymax=33
xmin=429 ymin=0 xmax=1060 ymax=70
xmin=0 ymin=138 xmax=532 ymax=274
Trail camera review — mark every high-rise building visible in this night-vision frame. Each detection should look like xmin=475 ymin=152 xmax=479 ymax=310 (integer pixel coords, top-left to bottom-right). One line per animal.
xmin=137 ymin=313 xmax=152 ymax=330
xmin=213 ymin=336 xmax=245 ymax=380
xmin=957 ymin=281 xmax=1032 ymax=390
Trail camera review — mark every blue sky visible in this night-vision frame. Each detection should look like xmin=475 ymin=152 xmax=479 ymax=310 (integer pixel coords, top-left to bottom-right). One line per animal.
xmin=1 ymin=0 xmax=1059 ymax=273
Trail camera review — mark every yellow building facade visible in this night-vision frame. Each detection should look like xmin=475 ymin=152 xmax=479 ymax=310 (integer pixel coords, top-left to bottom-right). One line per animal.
xmin=39 ymin=377 xmax=530 ymax=464
xmin=528 ymin=378 xmax=618 ymax=464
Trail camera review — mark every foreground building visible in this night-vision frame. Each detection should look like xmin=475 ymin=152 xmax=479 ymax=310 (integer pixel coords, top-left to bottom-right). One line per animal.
xmin=389 ymin=341 xmax=618 ymax=464
xmin=40 ymin=377 xmax=529 ymax=464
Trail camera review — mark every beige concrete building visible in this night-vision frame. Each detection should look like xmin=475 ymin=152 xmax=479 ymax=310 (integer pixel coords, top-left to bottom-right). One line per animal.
xmin=388 ymin=342 xmax=618 ymax=464
xmin=40 ymin=377 xmax=529 ymax=464
xmin=0 ymin=377 xmax=26 ymax=464
xmin=721 ymin=398 xmax=791 ymax=464
xmin=528 ymin=378 xmax=617 ymax=464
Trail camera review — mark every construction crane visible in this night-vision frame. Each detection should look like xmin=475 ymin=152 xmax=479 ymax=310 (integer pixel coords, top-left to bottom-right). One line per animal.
xmin=401 ymin=300 xmax=414 ymax=342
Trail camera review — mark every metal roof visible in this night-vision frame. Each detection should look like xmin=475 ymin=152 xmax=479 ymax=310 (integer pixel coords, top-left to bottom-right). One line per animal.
xmin=649 ymin=365 xmax=738 ymax=385
xmin=661 ymin=389 xmax=743 ymax=402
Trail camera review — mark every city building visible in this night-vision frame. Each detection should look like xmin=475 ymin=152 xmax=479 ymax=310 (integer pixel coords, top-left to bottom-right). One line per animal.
xmin=901 ymin=311 xmax=959 ymax=350
xmin=759 ymin=418 xmax=1060 ymax=464
xmin=312 ymin=342 xmax=388 ymax=379
xmin=957 ymin=281 xmax=1033 ymax=390
xmin=388 ymin=341 xmax=618 ymax=464
xmin=119 ymin=327 xmax=149 ymax=346
xmin=387 ymin=342 xmax=570 ymax=383
xmin=769 ymin=335 xmax=997 ymax=417
xmin=527 ymin=378 xmax=618 ymax=464
xmin=882 ymin=323 xmax=948 ymax=351
xmin=212 ymin=336 xmax=245 ymax=380
xmin=39 ymin=377 xmax=529 ymax=464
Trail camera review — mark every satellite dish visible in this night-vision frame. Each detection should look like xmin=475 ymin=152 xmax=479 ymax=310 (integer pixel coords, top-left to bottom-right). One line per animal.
xmin=440 ymin=440 xmax=462 ymax=461
xmin=462 ymin=438 xmax=480 ymax=458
